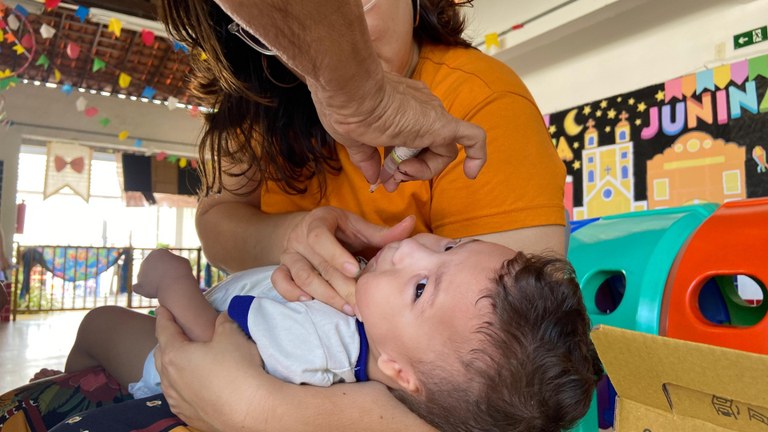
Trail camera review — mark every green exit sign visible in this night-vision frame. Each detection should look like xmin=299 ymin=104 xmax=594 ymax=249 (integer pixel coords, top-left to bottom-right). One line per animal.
xmin=734 ymin=26 xmax=768 ymax=50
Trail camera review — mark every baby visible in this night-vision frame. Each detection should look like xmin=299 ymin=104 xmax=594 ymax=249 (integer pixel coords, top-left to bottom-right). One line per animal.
xmin=55 ymin=233 xmax=602 ymax=432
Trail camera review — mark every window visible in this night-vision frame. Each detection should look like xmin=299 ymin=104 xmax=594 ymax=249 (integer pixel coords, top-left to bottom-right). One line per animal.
xmin=16 ymin=146 xmax=201 ymax=248
xmin=588 ymin=170 xmax=595 ymax=184
xmin=654 ymin=179 xmax=669 ymax=200
xmin=602 ymin=187 xmax=614 ymax=201
xmin=722 ymin=170 xmax=741 ymax=195
xmin=621 ymin=165 xmax=629 ymax=180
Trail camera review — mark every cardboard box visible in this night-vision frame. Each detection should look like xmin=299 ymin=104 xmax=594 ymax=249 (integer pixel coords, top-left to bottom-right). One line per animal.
xmin=591 ymin=325 xmax=768 ymax=431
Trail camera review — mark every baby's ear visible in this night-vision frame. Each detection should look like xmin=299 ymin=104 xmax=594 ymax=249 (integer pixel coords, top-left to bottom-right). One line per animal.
xmin=377 ymin=354 xmax=422 ymax=395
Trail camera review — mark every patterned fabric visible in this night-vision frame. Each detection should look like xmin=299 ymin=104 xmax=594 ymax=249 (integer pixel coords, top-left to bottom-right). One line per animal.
xmin=0 ymin=367 xmax=132 ymax=432
xmin=48 ymin=394 xmax=191 ymax=432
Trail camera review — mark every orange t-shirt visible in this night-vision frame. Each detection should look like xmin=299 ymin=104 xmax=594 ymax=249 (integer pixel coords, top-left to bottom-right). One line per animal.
xmin=261 ymin=44 xmax=565 ymax=239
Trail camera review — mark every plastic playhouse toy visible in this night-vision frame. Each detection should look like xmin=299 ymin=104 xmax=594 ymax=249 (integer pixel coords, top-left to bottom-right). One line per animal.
xmin=567 ymin=203 xmax=717 ymax=431
xmin=568 ymin=203 xmax=717 ymax=334
xmin=661 ymin=198 xmax=768 ymax=354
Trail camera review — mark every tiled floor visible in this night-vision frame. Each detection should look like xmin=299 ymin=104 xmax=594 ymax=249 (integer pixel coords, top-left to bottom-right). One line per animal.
xmin=0 ymin=311 xmax=87 ymax=392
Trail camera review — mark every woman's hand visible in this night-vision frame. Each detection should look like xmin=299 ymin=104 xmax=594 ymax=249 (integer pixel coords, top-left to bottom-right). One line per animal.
xmin=309 ymin=71 xmax=487 ymax=188
xmin=154 ymin=307 xmax=266 ymax=432
xmin=271 ymin=208 xmax=415 ymax=315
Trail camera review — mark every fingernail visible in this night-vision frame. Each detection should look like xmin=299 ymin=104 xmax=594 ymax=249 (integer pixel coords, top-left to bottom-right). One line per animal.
xmin=343 ymin=262 xmax=359 ymax=277
xmin=298 ymin=295 xmax=311 ymax=302
xmin=342 ymin=304 xmax=355 ymax=316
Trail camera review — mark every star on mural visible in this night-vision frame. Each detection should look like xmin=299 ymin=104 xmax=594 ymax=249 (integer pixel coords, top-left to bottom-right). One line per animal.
xmin=636 ymin=102 xmax=647 ymax=113
xmin=628 ymin=97 xmax=635 ymax=105
xmin=548 ymin=124 xmax=557 ymax=135
xmin=635 ymin=119 xmax=642 ymax=126
xmin=655 ymin=89 xmax=665 ymax=102
xmin=600 ymin=100 xmax=608 ymax=109
xmin=616 ymin=96 xmax=623 ymax=102
xmin=573 ymin=142 xmax=580 ymax=149
xmin=605 ymin=126 xmax=612 ymax=133
xmin=607 ymin=108 xmax=617 ymax=119
xmin=572 ymin=160 xmax=581 ymax=170
xmin=582 ymin=105 xmax=592 ymax=116
xmin=596 ymin=109 xmax=603 ymax=117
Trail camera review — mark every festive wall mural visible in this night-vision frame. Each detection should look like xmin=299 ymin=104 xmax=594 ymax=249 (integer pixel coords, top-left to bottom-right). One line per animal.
xmin=546 ymin=54 xmax=768 ymax=220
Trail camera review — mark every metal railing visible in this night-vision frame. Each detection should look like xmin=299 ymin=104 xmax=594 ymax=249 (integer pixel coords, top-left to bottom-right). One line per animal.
xmin=7 ymin=245 xmax=227 ymax=321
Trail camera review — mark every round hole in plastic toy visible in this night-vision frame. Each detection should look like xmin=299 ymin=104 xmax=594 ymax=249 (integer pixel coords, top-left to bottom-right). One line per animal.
xmin=593 ymin=272 xmax=626 ymax=315
xmin=697 ymin=275 xmax=767 ymax=326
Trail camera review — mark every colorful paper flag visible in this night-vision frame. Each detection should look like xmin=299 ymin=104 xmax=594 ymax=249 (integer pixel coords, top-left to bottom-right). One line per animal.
xmin=36 ymin=54 xmax=50 ymax=70
xmin=92 ymin=57 xmax=106 ymax=72
xmin=13 ymin=4 xmax=29 ymax=17
xmin=4 ymin=32 xmax=16 ymax=43
xmin=134 ymin=139 xmax=143 ymax=148
xmin=99 ymin=117 xmax=110 ymax=127
xmin=12 ymin=44 xmax=25 ymax=55
xmin=6 ymin=14 xmax=19 ymax=31
xmin=179 ymin=157 xmax=188 ymax=168
xmin=40 ymin=23 xmax=56 ymax=39
xmin=484 ymin=33 xmax=500 ymax=50
xmin=20 ymin=33 xmax=33 ymax=49
xmin=190 ymin=160 xmax=198 ymax=169
xmin=53 ymin=68 xmax=61 ymax=83
xmin=66 ymin=42 xmax=80 ymax=59
xmin=141 ymin=86 xmax=156 ymax=99
xmin=118 ymin=72 xmax=131 ymax=88
xmin=108 ymin=18 xmax=122 ymax=37
xmin=76 ymin=96 xmax=87 ymax=112
xmin=172 ymin=40 xmax=189 ymax=54
xmin=0 ymin=76 xmax=18 ymax=90
xmin=61 ymin=83 xmax=74 ymax=95
xmin=44 ymin=0 xmax=61 ymax=11
xmin=118 ymin=130 xmax=129 ymax=141
xmin=140 ymin=29 xmax=155 ymax=46
xmin=84 ymin=106 xmax=98 ymax=117
xmin=74 ymin=6 xmax=90 ymax=22
xmin=166 ymin=96 xmax=178 ymax=110
xmin=155 ymin=151 xmax=167 ymax=161
xmin=199 ymin=51 xmax=208 ymax=61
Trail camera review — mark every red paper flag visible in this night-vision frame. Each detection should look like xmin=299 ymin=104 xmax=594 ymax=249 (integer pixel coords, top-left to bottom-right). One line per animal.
xmin=20 ymin=33 xmax=33 ymax=49
xmin=44 ymin=0 xmax=61 ymax=10
xmin=140 ymin=29 xmax=155 ymax=47
xmin=66 ymin=42 xmax=80 ymax=59
xmin=84 ymin=107 xmax=98 ymax=117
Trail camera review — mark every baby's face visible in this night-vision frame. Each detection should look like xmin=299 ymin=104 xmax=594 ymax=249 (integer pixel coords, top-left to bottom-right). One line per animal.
xmin=355 ymin=234 xmax=518 ymax=367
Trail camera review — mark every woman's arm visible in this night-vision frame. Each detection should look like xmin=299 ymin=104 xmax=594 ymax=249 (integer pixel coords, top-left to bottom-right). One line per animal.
xmin=154 ymin=307 xmax=435 ymax=432
xmin=196 ymin=162 xmax=413 ymax=312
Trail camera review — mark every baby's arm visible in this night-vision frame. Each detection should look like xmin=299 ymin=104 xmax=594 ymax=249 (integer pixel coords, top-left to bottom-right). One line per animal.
xmin=134 ymin=249 xmax=218 ymax=342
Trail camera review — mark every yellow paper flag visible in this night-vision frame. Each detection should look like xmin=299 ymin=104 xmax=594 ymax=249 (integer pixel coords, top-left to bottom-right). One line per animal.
xmin=53 ymin=68 xmax=61 ymax=83
xmin=12 ymin=44 xmax=25 ymax=55
xmin=118 ymin=72 xmax=132 ymax=88
xmin=118 ymin=130 xmax=129 ymax=141
xmin=484 ymin=33 xmax=500 ymax=50
xmin=179 ymin=157 xmax=188 ymax=168
xmin=108 ymin=18 xmax=122 ymax=37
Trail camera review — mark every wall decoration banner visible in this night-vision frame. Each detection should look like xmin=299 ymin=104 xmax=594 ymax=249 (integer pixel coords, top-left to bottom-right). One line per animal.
xmin=547 ymin=54 xmax=768 ymax=221
xmin=44 ymin=141 xmax=92 ymax=202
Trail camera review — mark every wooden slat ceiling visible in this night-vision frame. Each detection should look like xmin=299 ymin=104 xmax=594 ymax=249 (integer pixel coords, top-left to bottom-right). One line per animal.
xmin=1 ymin=2 xmax=199 ymax=105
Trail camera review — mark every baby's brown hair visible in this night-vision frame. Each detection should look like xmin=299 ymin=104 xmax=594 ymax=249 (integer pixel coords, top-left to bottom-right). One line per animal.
xmin=391 ymin=252 xmax=603 ymax=432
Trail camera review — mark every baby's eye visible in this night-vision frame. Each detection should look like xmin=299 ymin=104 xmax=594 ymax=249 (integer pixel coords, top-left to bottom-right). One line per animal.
xmin=444 ymin=241 xmax=459 ymax=251
xmin=415 ymin=277 xmax=428 ymax=300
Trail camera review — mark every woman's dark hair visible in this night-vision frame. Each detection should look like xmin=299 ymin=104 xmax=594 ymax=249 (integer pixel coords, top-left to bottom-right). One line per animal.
xmin=156 ymin=0 xmax=474 ymax=197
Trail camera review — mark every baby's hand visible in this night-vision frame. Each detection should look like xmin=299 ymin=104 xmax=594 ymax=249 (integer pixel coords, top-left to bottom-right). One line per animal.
xmin=134 ymin=249 xmax=193 ymax=299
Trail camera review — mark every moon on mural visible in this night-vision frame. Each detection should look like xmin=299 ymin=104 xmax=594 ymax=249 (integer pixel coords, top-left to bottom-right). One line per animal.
xmin=564 ymin=109 xmax=584 ymax=137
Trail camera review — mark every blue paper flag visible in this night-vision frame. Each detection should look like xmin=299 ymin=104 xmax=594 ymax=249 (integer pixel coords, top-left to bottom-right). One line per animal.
xmin=75 ymin=6 xmax=90 ymax=22
xmin=134 ymin=139 xmax=144 ymax=148
xmin=14 ymin=4 xmax=30 ymax=17
xmin=141 ymin=86 xmax=157 ymax=99
xmin=172 ymin=40 xmax=190 ymax=54
xmin=61 ymin=83 xmax=74 ymax=95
